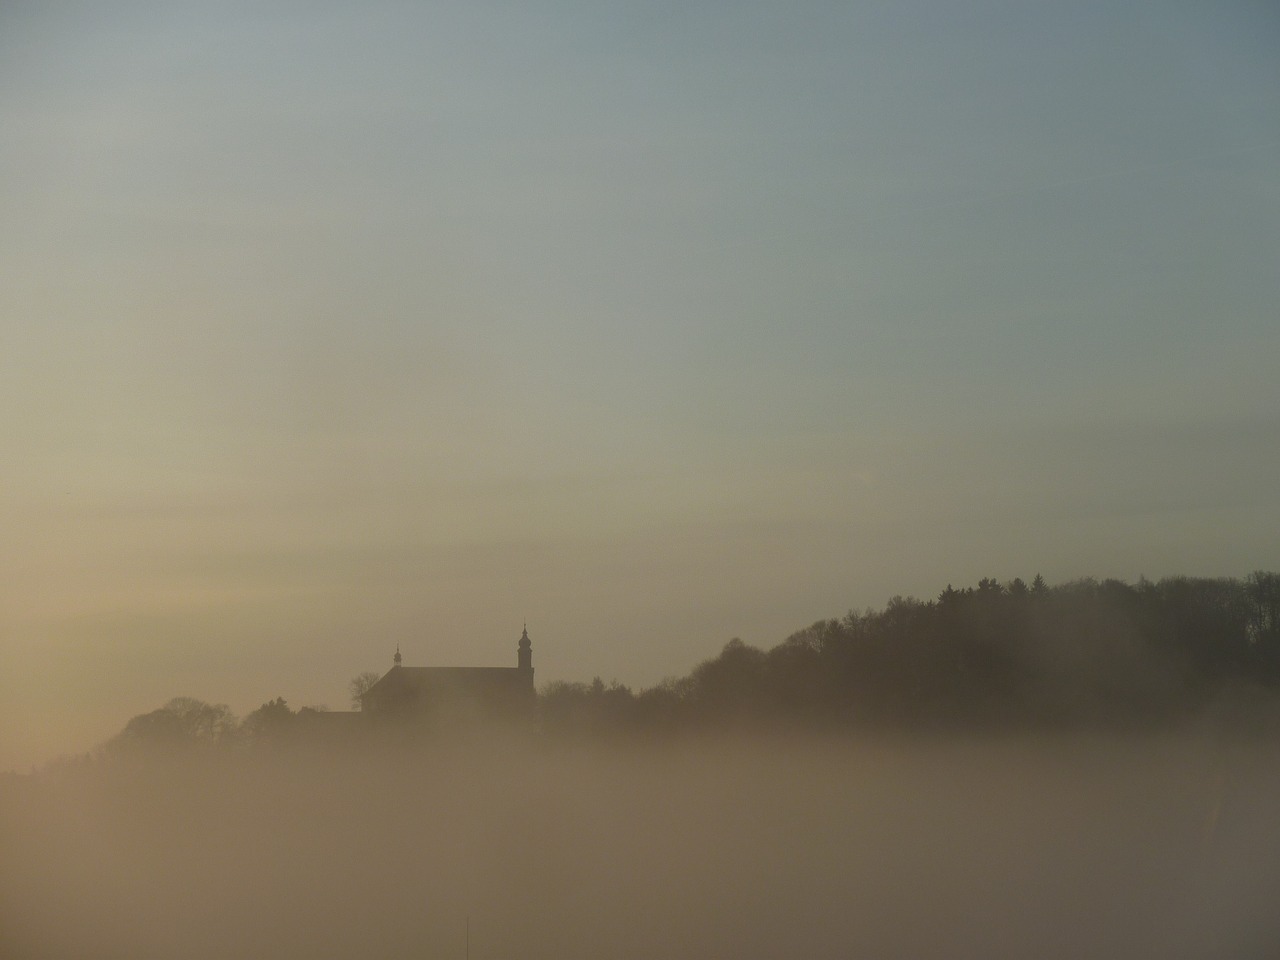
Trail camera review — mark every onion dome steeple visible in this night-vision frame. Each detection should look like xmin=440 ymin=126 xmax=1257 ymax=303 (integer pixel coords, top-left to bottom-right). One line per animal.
xmin=393 ymin=645 xmax=402 ymax=667
xmin=518 ymin=624 xmax=532 ymax=671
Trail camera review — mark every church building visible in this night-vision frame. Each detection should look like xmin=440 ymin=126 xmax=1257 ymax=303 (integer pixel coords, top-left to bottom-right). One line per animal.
xmin=359 ymin=626 xmax=535 ymax=721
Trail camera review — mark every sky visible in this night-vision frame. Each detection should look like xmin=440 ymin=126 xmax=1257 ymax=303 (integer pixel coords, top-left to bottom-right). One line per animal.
xmin=2 ymin=0 xmax=1278 ymax=770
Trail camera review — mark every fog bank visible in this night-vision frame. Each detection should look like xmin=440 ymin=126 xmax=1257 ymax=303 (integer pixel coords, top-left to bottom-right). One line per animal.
xmin=3 ymin=732 xmax=1278 ymax=958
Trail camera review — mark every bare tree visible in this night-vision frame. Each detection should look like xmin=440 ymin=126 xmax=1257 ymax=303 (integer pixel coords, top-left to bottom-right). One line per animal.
xmin=349 ymin=671 xmax=381 ymax=710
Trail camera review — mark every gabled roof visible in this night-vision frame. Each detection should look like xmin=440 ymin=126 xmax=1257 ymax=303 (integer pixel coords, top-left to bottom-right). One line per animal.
xmin=360 ymin=661 xmax=535 ymax=720
xmin=365 ymin=664 xmax=529 ymax=697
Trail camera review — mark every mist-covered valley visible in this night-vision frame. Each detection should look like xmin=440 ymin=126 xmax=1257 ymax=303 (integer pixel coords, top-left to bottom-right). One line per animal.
xmin=8 ymin=573 xmax=1280 ymax=958
xmin=5 ymin=728 xmax=1279 ymax=959
xmin=6 ymin=0 xmax=1279 ymax=954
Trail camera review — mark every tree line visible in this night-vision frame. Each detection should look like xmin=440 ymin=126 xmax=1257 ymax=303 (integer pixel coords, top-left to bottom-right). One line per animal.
xmin=91 ymin=571 xmax=1280 ymax=759
xmin=95 ymin=695 xmax=318 ymax=757
xmin=541 ymin=572 xmax=1280 ymax=735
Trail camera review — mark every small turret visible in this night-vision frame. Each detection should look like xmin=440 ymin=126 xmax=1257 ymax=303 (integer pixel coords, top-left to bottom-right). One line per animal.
xmin=393 ymin=645 xmax=402 ymax=667
xmin=518 ymin=625 xmax=532 ymax=672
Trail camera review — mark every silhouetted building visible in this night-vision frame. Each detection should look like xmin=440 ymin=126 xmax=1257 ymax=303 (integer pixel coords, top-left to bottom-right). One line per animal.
xmin=360 ymin=627 xmax=536 ymax=722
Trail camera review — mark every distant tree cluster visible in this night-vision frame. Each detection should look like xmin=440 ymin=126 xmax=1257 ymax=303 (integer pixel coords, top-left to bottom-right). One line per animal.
xmin=98 ymin=696 xmax=330 ymax=758
xmin=540 ymin=573 xmax=1280 ymax=735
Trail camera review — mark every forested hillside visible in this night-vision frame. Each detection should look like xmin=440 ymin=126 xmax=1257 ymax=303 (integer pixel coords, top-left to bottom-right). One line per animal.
xmin=543 ymin=573 xmax=1280 ymax=734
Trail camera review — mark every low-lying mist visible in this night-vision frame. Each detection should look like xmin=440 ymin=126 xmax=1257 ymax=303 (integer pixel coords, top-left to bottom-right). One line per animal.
xmin=4 ymin=728 xmax=1278 ymax=959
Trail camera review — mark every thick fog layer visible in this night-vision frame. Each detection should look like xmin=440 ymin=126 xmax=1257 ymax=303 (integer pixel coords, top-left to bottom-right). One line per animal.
xmin=4 ymin=731 xmax=1278 ymax=958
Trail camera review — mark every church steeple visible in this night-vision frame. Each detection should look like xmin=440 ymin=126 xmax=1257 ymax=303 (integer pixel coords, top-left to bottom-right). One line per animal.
xmin=393 ymin=644 xmax=402 ymax=667
xmin=518 ymin=625 xmax=532 ymax=672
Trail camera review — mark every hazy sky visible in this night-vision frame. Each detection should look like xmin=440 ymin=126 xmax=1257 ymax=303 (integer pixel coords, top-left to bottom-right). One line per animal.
xmin=2 ymin=1 xmax=1278 ymax=770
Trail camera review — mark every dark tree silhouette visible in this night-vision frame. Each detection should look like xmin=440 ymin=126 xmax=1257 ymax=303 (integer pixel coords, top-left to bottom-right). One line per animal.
xmin=349 ymin=671 xmax=382 ymax=710
xmin=241 ymin=697 xmax=295 ymax=741
xmin=104 ymin=697 xmax=237 ymax=755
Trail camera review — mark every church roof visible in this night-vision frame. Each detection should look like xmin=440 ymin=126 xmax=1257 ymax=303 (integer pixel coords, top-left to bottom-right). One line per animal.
xmin=360 ymin=631 xmax=534 ymax=718
xmin=360 ymin=661 xmax=534 ymax=715
xmin=372 ymin=665 xmax=529 ymax=694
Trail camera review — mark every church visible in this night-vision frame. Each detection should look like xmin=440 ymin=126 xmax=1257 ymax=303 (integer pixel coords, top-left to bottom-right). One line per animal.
xmin=359 ymin=626 xmax=536 ymax=721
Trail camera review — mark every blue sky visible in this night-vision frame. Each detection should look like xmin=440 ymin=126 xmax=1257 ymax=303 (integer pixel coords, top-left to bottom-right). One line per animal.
xmin=2 ymin=0 xmax=1278 ymax=768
